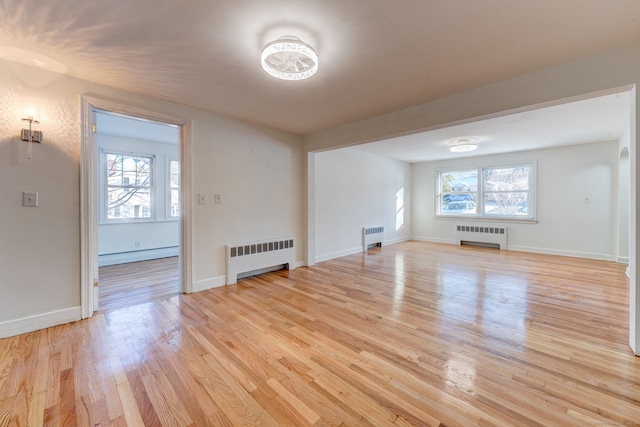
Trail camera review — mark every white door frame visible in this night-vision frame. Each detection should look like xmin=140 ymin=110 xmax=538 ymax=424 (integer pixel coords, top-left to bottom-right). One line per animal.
xmin=80 ymin=95 xmax=193 ymax=318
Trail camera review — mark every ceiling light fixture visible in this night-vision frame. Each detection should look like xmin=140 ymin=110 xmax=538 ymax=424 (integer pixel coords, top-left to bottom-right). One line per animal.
xmin=261 ymin=36 xmax=318 ymax=81
xmin=449 ymin=139 xmax=478 ymax=153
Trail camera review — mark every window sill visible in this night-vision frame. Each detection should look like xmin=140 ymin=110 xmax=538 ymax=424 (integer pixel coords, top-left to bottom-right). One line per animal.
xmin=434 ymin=215 xmax=538 ymax=224
xmin=99 ymin=218 xmax=179 ymax=225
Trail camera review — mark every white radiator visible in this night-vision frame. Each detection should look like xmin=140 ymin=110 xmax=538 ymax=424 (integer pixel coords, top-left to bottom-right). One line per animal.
xmin=455 ymin=225 xmax=508 ymax=249
xmin=363 ymin=226 xmax=384 ymax=251
xmin=226 ymin=237 xmax=295 ymax=285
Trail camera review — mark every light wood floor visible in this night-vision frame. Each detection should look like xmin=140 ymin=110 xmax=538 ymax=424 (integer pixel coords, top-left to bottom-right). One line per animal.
xmin=98 ymin=257 xmax=180 ymax=312
xmin=1 ymin=241 xmax=638 ymax=426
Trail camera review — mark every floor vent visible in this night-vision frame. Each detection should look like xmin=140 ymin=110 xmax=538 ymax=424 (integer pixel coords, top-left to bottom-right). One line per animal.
xmin=363 ymin=226 xmax=384 ymax=251
xmin=226 ymin=237 xmax=295 ymax=284
xmin=455 ymin=225 xmax=507 ymax=250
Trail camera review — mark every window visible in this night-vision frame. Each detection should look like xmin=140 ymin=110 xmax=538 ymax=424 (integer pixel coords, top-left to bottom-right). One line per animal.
xmin=437 ymin=163 xmax=535 ymax=219
xmin=105 ymin=153 xmax=154 ymax=220
xmin=168 ymin=159 xmax=180 ymax=218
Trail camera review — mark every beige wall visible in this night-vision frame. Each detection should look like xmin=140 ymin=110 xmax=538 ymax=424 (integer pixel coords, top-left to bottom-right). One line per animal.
xmin=0 ymin=59 xmax=304 ymax=334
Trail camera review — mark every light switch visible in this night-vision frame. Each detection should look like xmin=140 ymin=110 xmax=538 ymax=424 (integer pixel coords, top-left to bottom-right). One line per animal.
xmin=214 ymin=194 xmax=222 ymax=204
xmin=23 ymin=191 xmax=38 ymax=207
xmin=198 ymin=193 xmax=208 ymax=205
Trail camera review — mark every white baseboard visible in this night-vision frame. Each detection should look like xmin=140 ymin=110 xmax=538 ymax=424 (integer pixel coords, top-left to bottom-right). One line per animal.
xmin=315 ymin=238 xmax=412 ymax=264
xmin=384 ymin=236 xmax=412 ymax=245
xmin=191 ymin=276 xmax=226 ymax=293
xmin=0 ymin=307 xmax=82 ymax=339
xmin=617 ymin=256 xmax=629 ymax=264
xmin=412 ymin=236 xmax=455 ymax=245
xmin=411 ymin=238 xmax=616 ymax=261
xmin=315 ymin=246 xmax=363 ymax=263
xmin=99 ymin=247 xmax=179 ymax=267
xmin=507 ymin=245 xmax=614 ymax=261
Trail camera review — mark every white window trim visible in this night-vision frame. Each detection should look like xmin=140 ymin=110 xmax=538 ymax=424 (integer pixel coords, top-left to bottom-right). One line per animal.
xmin=100 ymin=149 xmax=157 ymax=224
xmin=435 ymin=160 xmax=537 ymax=221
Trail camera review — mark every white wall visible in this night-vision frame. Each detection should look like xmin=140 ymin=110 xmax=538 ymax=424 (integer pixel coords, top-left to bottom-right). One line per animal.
xmin=412 ymin=141 xmax=618 ymax=260
xmin=97 ymin=134 xmax=179 ymax=263
xmin=314 ymin=148 xmax=411 ymax=262
xmin=304 ymin=43 xmax=640 ymax=354
xmin=0 ymin=59 xmax=304 ymax=332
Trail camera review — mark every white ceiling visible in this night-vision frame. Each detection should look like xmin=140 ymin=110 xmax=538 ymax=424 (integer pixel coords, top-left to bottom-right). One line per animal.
xmin=1 ymin=0 xmax=640 ymax=139
xmin=354 ymin=89 xmax=631 ymax=163
xmin=96 ymin=111 xmax=179 ymax=145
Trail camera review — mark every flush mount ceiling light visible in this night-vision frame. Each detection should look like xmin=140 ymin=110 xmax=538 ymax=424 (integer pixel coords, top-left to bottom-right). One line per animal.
xmin=449 ymin=138 xmax=478 ymax=153
xmin=261 ymin=36 xmax=318 ymax=81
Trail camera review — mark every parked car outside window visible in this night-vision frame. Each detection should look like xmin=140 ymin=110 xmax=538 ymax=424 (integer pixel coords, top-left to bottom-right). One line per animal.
xmin=442 ymin=201 xmax=476 ymax=214
xmin=443 ymin=193 xmax=476 ymax=203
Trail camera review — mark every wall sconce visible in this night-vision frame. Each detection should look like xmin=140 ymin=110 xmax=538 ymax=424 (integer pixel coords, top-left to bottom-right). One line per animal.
xmin=21 ymin=108 xmax=42 ymax=160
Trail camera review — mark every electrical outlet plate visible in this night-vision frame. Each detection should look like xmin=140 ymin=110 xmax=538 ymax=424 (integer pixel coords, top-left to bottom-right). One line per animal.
xmin=23 ymin=191 xmax=38 ymax=207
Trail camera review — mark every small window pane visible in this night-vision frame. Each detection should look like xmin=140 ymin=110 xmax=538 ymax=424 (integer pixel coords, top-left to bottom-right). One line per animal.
xmin=484 ymin=192 xmax=528 ymax=216
xmin=440 ymin=169 xmax=477 ymax=215
xmin=442 ymin=200 xmax=477 ymax=215
xmin=169 ymin=159 xmax=180 ymax=218
xmin=107 ymin=188 xmax=151 ymax=218
xmin=484 ymin=167 xmax=529 ymax=191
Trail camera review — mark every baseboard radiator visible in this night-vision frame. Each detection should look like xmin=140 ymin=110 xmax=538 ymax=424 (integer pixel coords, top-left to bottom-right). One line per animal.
xmin=455 ymin=225 xmax=508 ymax=250
xmin=226 ymin=237 xmax=295 ymax=285
xmin=363 ymin=226 xmax=384 ymax=251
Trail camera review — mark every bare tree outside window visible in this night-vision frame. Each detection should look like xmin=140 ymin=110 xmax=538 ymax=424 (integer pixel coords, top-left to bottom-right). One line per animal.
xmin=169 ymin=159 xmax=180 ymax=217
xmin=483 ymin=166 xmax=529 ymax=216
xmin=106 ymin=153 xmax=153 ymax=219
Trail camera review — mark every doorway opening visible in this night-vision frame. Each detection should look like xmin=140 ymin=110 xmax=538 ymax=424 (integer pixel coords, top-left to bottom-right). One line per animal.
xmin=80 ymin=95 xmax=192 ymax=318
xmin=95 ymin=111 xmax=180 ymax=311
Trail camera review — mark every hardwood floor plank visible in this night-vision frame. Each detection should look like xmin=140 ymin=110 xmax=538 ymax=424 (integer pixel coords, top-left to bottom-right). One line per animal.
xmin=99 ymin=257 xmax=179 ymax=313
xmin=1 ymin=242 xmax=639 ymax=425
xmin=116 ymin=377 xmax=147 ymax=427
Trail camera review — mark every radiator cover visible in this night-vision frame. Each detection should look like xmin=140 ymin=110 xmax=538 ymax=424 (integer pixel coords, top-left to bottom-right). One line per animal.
xmin=363 ymin=226 xmax=384 ymax=251
xmin=226 ymin=237 xmax=295 ymax=285
xmin=455 ymin=225 xmax=508 ymax=249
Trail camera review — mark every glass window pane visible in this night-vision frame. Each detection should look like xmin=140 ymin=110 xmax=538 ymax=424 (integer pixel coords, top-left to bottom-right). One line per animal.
xmin=107 ymin=188 xmax=151 ymax=219
xmin=442 ymin=200 xmax=477 ymax=215
xmin=484 ymin=166 xmax=529 ymax=191
xmin=441 ymin=170 xmax=478 ymax=193
xmin=484 ymin=192 xmax=528 ymax=216
xmin=440 ymin=169 xmax=477 ymax=215
xmin=169 ymin=160 xmax=180 ymax=217
xmin=171 ymin=189 xmax=180 ymax=217
xmin=170 ymin=160 xmax=179 ymax=189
